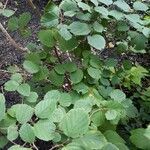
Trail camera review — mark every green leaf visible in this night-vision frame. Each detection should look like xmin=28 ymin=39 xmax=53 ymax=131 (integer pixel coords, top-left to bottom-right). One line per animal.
xmin=18 ymin=12 xmax=31 ymax=28
xmin=105 ymin=110 xmax=118 ymax=120
xmin=50 ymin=107 xmax=66 ymax=123
xmin=102 ymin=143 xmax=119 ymax=150
xmin=90 ymin=56 xmax=102 ymax=68
xmin=91 ymin=110 xmax=105 ymax=126
xmin=110 ymin=89 xmax=126 ymax=102
xmin=0 ymin=114 xmax=16 ymax=128
xmin=19 ymin=123 xmax=35 ymax=143
xmin=133 ymin=1 xmax=148 ymax=11
xmin=64 ymin=62 xmax=77 ymax=73
xmin=73 ymin=83 xmax=89 ymax=94
xmin=35 ymin=100 xmax=56 ymax=119
xmin=62 ymin=142 xmax=83 ymax=150
xmin=74 ymin=131 xmax=107 ymax=149
xmin=74 ymin=97 xmax=94 ymax=113
xmin=117 ymin=21 xmax=129 ymax=31
xmin=87 ymin=67 xmax=101 ymax=79
xmin=26 ymin=92 xmax=38 ymax=103
xmin=1 ymin=9 xmax=15 ymax=17
xmin=8 ymin=17 xmax=19 ymax=31
xmin=69 ymin=22 xmax=91 ymax=35
xmin=59 ymin=109 xmax=89 ymax=138
xmin=44 ymin=90 xmax=61 ymax=102
xmin=59 ymin=93 xmax=72 ymax=107
xmin=17 ymin=83 xmax=30 ymax=97
xmin=0 ymin=136 xmax=8 ymax=149
xmin=78 ymin=2 xmax=91 ymax=12
xmin=93 ymin=21 xmax=104 ymax=33
xmin=105 ymin=58 xmax=117 ymax=67
xmin=129 ymin=32 xmax=147 ymax=51
xmin=98 ymin=0 xmax=113 ymax=6
xmin=8 ymin=145 xmax=32 ymax=150
xmin=123 ymin=60 xmax=132 ymax=70
xmin=113 ymin=0 xmax=131 ymax=12
xmin=57 ymin=36 xmax=78 ymax=52
xmin=70 ymin=69 xmax=83 ymax=84
xmin=11 ymin=73 xmax=23 ymax=83
xmin=87 ymin=34 xmax=106 ymax=50
xmin=60 ymin=0 xmax=79 ymax=12
xmin=54 ymin=64 xmax=66 ymax=75
xmin=125 ymin=14 xmax=142 ymax=24
xmin=41 ymin=13 xmax=59 ymax=28
xmin=59 ymin=26 xmax=72 ymax=40
xmin=33 ymin=66 xmax=49 ymax=81
xmin=109 ymin=10 xmax=124 ymax=20
xmin=52 ymin=132 xmax=61 ymax=142
xmin=15 ymin=104 xmax=33 ymax=124
xmin=104 ymin=130 xmax=125 ymax=144
xmin=4 ymin=80 xmax=19 ymax=91
xmin=76 ymin=12 xmax=91 ymax=21
xmin=7 ymin=124 xmax=18 ymax=141
xmin=38 ymin=30 xmax=55 ymax=47
xmin=49 ymin=69 xmax=64 ymax=86
xmin=0 ymin=94 xmax=5 ymax=121
xmin=130 ymin=128 xmax=150 ymax=150
xmin=90 ymin=0 xmax=98 ymax=6
xmin=23 ymin=60 xmax=39 ymax=74
xmin=34 ymin=120 xmax=56 ymax=141
xmin=142 ymin=27 xmax=150 ymax=38
xmin=42 ymin=2 xmax=59 ymax=27
xmin=95 ymin=6 xmax=108 ymax=18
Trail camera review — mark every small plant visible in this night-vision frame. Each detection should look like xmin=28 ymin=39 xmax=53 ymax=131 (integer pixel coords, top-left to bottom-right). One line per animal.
xmin=0 ymin=0 xmax=150 ymax=149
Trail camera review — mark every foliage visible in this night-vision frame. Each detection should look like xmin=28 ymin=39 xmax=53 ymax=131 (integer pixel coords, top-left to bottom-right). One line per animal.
xmin=0 ymin=0 xmax=150 ymax=149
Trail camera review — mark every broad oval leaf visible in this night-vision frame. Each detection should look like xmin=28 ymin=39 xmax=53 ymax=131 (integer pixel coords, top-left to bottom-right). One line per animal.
xmin=110 ymin=89 xmax=126 ymax=102
xmin=7 ymin=124 xmax=18 ymax=141
xmin=74 ymin=131 xmax=107 ymax=149
xmin=17 ymin=83 xmax=30 ymax=97
xmin=87 ymin=67 xmax=101 ymax=79
xmin=70 ymin=69 xmax=84 ymax=84
xmin=59 ymin=108 xmax=89 ymax=138
xmin=35 ymin=100 xmax=56 ymax=119
xmin=113 ymin=0 xmax=131 ymax=12
xmin=0 ymin=94 xmax=6 ymax=121
xmin=87 ymin=34 xmax=106 ymax=50
xmin=69 ymin=22 xmax=91 ymax=36
xmin=133 ymin=1 xmax=148 ymax=11
xmin=19 ymin=123 xmax=35 ymax=143
xmin=33 ymin=120 xmax=56 ymax=141
xmin=38 ymin=30 xmax=55 ymax=47
xmin=4 ymin=80 xmax=19 ymax=91
xmin=98 ymin=0 xmax=113 ymax=6
xmin=15 ymin=104 xmax=34 ymax=124
xmin=23 ymin=60 xmax=39 ymax=74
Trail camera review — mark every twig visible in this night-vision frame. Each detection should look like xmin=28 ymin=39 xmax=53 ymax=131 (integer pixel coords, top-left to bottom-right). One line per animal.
xmin=49 ymin=144 xmax=63 ymax=150
xmin=0 ymin=69 xmax=31 ymax=77
xmin=54 ymin=47 xmax=72 ymax=91
xmin=27 ymin=0 xmax=41 ymax=17
xmin=32 ymin=143 xmax=38 ymax=150
xmin=3 ymin=0 xmax=9 ymax=10
xmin=0 ymin=23 xmax=28 ymax=52
xmin=54 ymin=47 xmax=62 ymax=64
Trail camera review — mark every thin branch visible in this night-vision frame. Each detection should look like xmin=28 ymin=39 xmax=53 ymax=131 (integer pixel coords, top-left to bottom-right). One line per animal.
xmin=49 ymin=144 xmax=63 ymax=150
xmin=27 ymin=0 xmax=41 ymax=17
xmin=3 ymin=0 xmax=9 ymax=10
xmin=54 ymin=47 xmax=72 ymax=91
xmin=0 ymin=69 xmax=31 ymax=77
xmin=32 ymin=143 xmax=38 ymax=150
xmin=0 ymin=23 xmax=28 ymax=52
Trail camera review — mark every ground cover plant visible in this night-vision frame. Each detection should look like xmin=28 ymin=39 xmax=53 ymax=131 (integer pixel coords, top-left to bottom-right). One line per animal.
xmin=0 ymin=0 xmax=150 ymax=149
